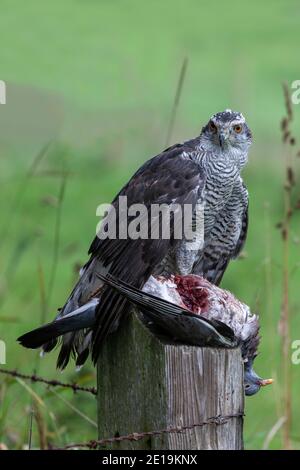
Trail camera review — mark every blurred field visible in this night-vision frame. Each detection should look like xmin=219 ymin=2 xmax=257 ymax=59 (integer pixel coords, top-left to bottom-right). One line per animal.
xmin=0 ymin=0 xmax=300 ymax=450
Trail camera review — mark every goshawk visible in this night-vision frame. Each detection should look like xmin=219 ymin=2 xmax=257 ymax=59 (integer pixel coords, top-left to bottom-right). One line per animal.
xmin=19 ymin=109 xmax=252 ymax=370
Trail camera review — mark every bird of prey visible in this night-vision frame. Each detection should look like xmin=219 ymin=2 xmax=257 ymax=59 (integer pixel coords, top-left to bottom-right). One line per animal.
xmin=19 ymin=109 xmax=252 ymax=370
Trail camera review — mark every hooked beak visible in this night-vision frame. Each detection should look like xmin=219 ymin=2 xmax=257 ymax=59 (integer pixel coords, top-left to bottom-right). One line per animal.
xmin=259 ymin=378 xmax=274 ymax=387
xmin=218 ymin=131 xmax=227 ymax=149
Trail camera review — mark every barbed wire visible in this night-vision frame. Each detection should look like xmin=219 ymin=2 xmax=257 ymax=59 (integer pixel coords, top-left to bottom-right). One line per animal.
xmin=0 ymin=368 xmax=243 ymax=449
xmin=55 ymin=413 xmax=244 ymax=449
xmin=0 ymin=368 xmax=97 ymax=395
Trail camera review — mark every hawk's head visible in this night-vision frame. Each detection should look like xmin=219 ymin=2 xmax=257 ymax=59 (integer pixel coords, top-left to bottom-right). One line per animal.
xmin=201 ymin=109 xmax=252 ymax=163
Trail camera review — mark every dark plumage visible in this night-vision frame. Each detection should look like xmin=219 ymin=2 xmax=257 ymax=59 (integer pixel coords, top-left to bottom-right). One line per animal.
xmin=19 ymin=109 xmax=253 ymax=370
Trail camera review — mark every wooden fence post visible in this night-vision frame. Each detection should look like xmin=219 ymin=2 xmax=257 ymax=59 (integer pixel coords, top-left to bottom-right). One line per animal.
xmin=97 ymin=310 xmax=244 ymax=450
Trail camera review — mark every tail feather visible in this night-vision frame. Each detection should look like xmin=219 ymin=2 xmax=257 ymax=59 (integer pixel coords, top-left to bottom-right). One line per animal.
xmin=75 ymin=331 xmax=92 ymax=368
xmin=18 ymin=299 xmax=98 ymax=350
xmin=91 ymin=287 xmax=129 ymax=363
xmin=42 ymin=338 xmax=58 ymax=353
xmin=19 ymin=322 xmax=66 ymax=349
xmin=75 ymin=347 xmax=90 ymax=369
xmin=56 ymin=333 xmax=75 ymax=369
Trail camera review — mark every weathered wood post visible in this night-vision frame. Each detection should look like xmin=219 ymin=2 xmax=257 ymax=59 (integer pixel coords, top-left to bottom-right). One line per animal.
xmin=97 ymin=310 xmax=244 ymax=450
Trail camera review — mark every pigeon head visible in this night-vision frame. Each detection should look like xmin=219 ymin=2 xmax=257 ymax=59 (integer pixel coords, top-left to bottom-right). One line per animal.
xmin=244 ymin=359 xmax=273 ymax=396
xmin=201 ymin=109 xmax=252 ymax=165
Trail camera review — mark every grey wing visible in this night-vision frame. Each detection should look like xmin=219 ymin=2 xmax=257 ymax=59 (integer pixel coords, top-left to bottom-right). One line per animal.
xmin=91 ymin=147 xmax=206 ymax=362
xmin=44 ymin=143 xmax=205 ymax=367
xmin=97 ymin=273 xmax=236 ymax=349
xmin=193 ymin=179 xmax=248 ymax=285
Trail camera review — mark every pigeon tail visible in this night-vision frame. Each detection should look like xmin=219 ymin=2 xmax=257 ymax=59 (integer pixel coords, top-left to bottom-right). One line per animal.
xmin=18 ymin=299 xmax=98 ymax=350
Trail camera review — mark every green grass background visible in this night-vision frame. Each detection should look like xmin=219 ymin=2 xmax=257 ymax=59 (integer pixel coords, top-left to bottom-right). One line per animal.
xmin=0 ymin=0 xmax=300 ymax=449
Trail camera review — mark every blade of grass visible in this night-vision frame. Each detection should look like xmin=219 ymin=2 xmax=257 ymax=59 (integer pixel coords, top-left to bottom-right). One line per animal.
xmin=165 ymin=56 xmax=188 ymax=147
xmin=48 ymin=388 xmax=97 ymax=428
xmin=0 ymin=142 xmax=52 ymax=244
xmin=278 ymin=82 xmax=297 ymax=449
xmin=262 ymin=416 xmax=286 ymax=450
xmin=15 ymin=378 xmax=45 ymax=408
xmin=46 ymin=175 xmax=67 ymax=308
xmin=28 ymin=407 xmax=34 ymax=450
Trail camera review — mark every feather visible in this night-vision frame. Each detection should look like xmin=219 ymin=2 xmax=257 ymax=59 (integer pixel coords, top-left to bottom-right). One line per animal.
xmin=97 ymin=273 xmax=236 ymax=349
xmin=18 ymin=299 xmax=98 ymax=349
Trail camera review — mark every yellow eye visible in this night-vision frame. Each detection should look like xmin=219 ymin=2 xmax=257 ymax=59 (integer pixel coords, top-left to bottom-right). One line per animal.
xmin=209 ymin=121 xmax=217 ymax=132
xmin=234 ymin=124 xmax=242 ymax=133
